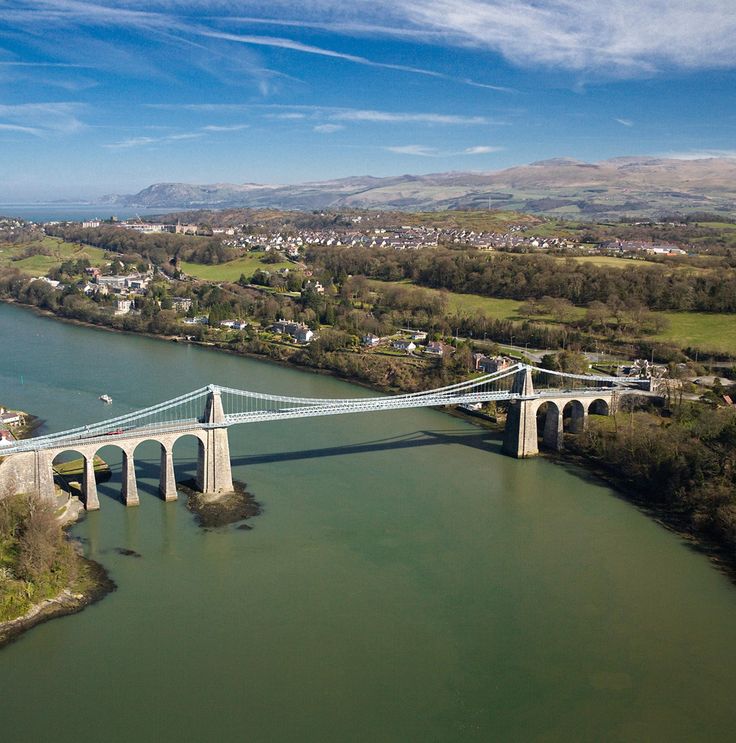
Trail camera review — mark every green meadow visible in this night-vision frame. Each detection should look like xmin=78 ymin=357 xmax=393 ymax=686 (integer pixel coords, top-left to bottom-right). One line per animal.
xmin=181 ymin=254 xmax=293 ymax=282
xmin=0 ymin=237 xmax=108 ymax=275
xmin=368 ymin=278 xmax=734 ymax=354
xmin=653 ymin=312 xmax=736 ymax=354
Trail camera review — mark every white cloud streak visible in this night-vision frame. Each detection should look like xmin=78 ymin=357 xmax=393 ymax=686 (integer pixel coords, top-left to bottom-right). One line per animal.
xmin=332 ymin=109 xmax=487 ymax=125
xmin=375 ymin=0 xmax=736 ymax=76
xmin=386 ymin=143 xmax=502 ymax=156
xmin=386 ymin=144 xmax=439 ymax=156
xmin=77 ymin=0 xmax=736 ymax=76
xmin=7 ymin=0 xmax=732 ymax=97
xmin=103 ymin=131 xmax=203 ymax=148
xmin=0 ymin=102 xmax=85 ymax=135
xmin=462 ymin=145 xmax=502 ymax=154
xmin=313 ymin=123 xmax=343 ymax=133
xmin=146 ymin=103 xmax=498 ymax=126
xmin=202 ymin=124 xmax=249 ymax=131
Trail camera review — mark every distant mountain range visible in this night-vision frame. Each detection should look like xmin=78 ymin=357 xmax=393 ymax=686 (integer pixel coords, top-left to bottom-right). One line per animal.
xmin=99 ymin=157 xmax=736 ymax=218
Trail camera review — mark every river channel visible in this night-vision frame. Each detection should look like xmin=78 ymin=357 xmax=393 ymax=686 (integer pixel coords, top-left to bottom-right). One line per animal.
xmin=2 ymin=302 xmax=736 ymax=742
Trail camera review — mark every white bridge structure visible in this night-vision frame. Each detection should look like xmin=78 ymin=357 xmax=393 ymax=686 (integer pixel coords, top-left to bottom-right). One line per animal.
xmin=0 ymin=364 xmax=647 ymax=510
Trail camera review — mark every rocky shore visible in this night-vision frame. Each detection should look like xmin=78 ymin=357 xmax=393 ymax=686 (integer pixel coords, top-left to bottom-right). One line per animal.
xmin=0 ymin=555 xmax=115 ymax=649
xmin=178 ymin=479 xmax=262 ymax=528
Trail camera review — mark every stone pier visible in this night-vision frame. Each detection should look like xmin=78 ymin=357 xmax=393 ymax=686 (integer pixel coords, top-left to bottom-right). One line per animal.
xmin=159 ymin=446 xmax=178 ymax=502
xmin=542 ymin=403 xmax=564 ymax=451
xmin=83 ymin=454 xmax=100 ymax=511
xmin=121 ymin=450 xmax=139 ymax=507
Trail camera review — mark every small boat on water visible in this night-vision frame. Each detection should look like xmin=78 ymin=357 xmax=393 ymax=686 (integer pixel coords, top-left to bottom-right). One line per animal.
xmin=99 ymin=394 xmax=113 ymax=404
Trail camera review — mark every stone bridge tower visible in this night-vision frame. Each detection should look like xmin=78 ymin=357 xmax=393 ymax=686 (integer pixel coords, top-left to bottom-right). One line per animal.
xmin=197 ymin=386 xmax=234 ymax=495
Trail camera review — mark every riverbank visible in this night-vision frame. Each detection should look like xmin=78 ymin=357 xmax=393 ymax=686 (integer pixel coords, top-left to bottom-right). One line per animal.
xmin=0 ymin=491 xmax=116 ymax=648
xmin=0 ymin=297 xmax=416 ymax=396
xmin=0 ymin=555 xmax=115 ymax=648
xmin=556 ymin=416 xmax=736 ymax=584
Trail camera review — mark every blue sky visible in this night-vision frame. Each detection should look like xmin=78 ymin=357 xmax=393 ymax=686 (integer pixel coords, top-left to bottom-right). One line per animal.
xmin=1 ymin=0 xmax=735 ymax=200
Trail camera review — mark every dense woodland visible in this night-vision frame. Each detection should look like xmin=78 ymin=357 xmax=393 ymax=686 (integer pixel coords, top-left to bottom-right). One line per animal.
xmin=307 ymin=246 xmax=736 ymax=312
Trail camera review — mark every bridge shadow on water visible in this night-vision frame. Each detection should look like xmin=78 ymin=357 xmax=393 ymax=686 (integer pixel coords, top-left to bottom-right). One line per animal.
xmin=67 ymin=429 xmax=503 ymax=506
xmin=230 ymin=428 xmax=504 ymax=468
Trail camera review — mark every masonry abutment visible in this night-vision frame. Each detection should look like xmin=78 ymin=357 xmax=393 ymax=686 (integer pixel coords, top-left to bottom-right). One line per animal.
xmin=35 ymin=450 xmax=55 ymax=501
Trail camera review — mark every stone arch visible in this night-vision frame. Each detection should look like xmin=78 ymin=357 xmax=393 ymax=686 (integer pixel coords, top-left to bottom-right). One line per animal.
xmin=537 ymin=400 xmax=563 ymax=451
xmin=89 ymin=442 xmax=138 ymax=506
xmin=132 ymin=438 xmax=174 ymax=502
xmin=562 ymin=400 xmax=587 ymax=434
xmin=51 ymin=447 xmax=100 ymax=510
xmin=171 ymin=432 xmax=207 ymax=492
xmin=587 ymin=398 xmax=610 ymax=416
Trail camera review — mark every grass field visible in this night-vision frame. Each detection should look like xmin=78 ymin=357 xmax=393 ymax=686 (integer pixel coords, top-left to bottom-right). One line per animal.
xmin=653 ymin=312 xmax=736 ymax=354
xmin=0 ymin=237 xmax=108 ymax=275
xmin=54 ymin=455 xmax=109 ymax=477
xmin=369 ymin=279 xmax=532 ymax=320
xmin=368 ymin=278 xmax=735 ymax=354
xmin=549 ymin=253 xmax=718 ymax=275
xmin=566 ymin=255 xmax=653 ymax=268
xmin=181 ymin=255 xmax=293 ymax=281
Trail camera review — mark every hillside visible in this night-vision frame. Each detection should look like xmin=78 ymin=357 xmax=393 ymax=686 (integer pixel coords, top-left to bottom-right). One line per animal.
xmin=100 ymin=157 xmax=736 ymax=218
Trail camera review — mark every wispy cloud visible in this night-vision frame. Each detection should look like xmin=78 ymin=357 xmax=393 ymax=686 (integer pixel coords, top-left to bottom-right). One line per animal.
xmin=2 ymin=2 xmax=513 ymax=92
xmin=377 ymin=0 xmax=736 ymax=76
xmin=146 ymin=103 xmax=499 ymax=126
xmin=0 ymin=61 xmax=89 ymax=68
xmin=103 ymin=131 xmax=203 ymax=149
xmin=462 ymin=145 xmax=502 ymax=154
xmin=615 ymin=118 xmax=634 ymax=127
xmin=103 ymin=122 xmax=251 ymax=148
xmin=313 ymin=123 xmax=344 ymax=133
xmin=385 ymin=143 xmax=502 ymax=156
xmin=332 ymin=109 xmax=487 ymax=125
xmin=195 ymin=27 xmax=511 ymax=90
xmin=386 ymin=144 xmax=439 ymax=156
xmin=202 ymin=124 xmax=249 ymax=131
xmin=6 ymin=1 xmax=736 ymax=83
xmin=0 ymin=102 xmax=85 ymax=135
xmin=659 ymin=149 xmax=736 ymax=160
xmin=0 ymin=122 xmax=42 ymax=135
xmin=269 ymin=112 xmax=308 ymax=120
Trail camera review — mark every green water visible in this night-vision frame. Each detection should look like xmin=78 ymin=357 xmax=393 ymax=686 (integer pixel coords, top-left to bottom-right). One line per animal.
xmin=2 ymin=302 xmax=736 ymax=742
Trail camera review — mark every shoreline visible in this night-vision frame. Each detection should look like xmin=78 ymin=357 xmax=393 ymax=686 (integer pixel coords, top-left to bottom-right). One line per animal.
xmin=0 ymin=297 xmax=410 ymax=395
xmin=2 ymin=298 xmax=735 ymax=586
xmin=0 ymin=554 xmax=116 ymax=649
xmin=544 ymin=447 xmax=736 ymax=584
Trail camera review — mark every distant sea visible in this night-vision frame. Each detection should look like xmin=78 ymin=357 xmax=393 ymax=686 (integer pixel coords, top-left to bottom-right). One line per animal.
xmin=0 ymin=205 xmax=168 ymax=222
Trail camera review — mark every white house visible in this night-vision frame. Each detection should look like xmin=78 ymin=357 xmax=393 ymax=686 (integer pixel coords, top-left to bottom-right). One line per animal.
xmin=362 ymin=334 xmax=381 ymax=347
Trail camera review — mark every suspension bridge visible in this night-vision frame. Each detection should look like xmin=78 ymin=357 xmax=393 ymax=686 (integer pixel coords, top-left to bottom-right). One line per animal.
xmin=0 ymin=364 xmax=647 ymax=510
